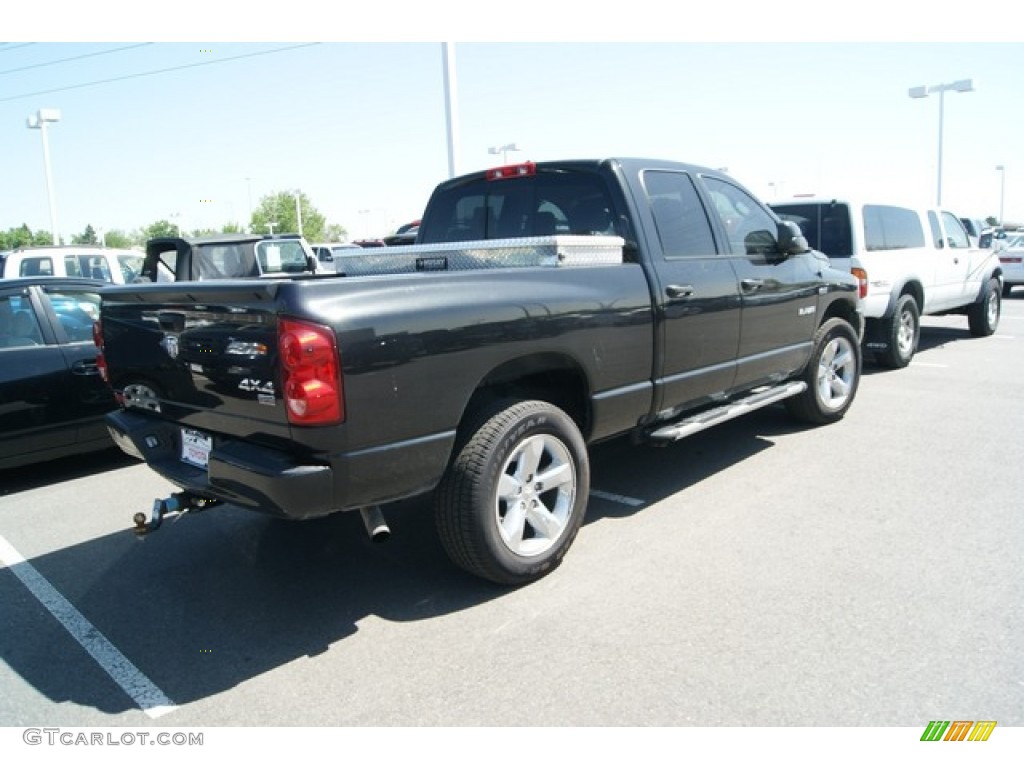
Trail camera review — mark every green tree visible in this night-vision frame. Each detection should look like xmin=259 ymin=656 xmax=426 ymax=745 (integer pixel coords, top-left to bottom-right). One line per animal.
xmin=103 ymin=230 xmax=136 ymax=248
xmin=72 ymin=224 xmax=99 ymax=245
xmin=251 ymin=190 xmax=326 ymax=241
xmin=1 ymin=225 xmax=52 ymax=249
xmin=142 ymin=220 xmax=180 ymax=240
xmin=324 ymin=223 xmax=349 ymax=242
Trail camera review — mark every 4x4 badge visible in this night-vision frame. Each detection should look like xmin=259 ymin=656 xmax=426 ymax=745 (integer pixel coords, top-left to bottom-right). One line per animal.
xmin=160 ymin=334 xmax=179 ymax=359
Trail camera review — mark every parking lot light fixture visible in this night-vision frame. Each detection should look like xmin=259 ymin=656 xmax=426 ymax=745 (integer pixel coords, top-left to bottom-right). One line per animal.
xmin=996 ymin=165 xmax=1005 ymax=225
xmin=26 ymin=108 xmax=62 ymax=245
xmin=908 ymin=79 xmax=975 ymax=207
xmin=488 ymin=143 xmax=521 ymax=164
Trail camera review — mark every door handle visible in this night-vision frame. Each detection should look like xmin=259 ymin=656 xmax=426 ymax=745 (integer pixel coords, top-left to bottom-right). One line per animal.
xmin=666 ymin=284 xmax=695 ymax=298
xmin=741 ymin=278 xmax=765 ymax=291
xmin=71 ymin=360 xmax=99 ymax=375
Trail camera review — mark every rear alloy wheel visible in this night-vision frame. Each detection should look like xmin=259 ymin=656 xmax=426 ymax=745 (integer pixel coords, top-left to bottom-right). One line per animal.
xmin=121 ymin=381 xmax=162 ymax=412
xmin=435 ymin=399 xmax=589 ymax=585
xmin=877 ymin=294 xmax=919 ymax=369
xmin=786 ymin=318 xmax=861 ymax=425
xmin=968 ymin=278 xmax=1001 ymax=337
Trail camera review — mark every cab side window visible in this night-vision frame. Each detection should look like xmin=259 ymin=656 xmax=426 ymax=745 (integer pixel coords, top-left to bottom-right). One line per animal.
xmin=940 ymin=212 xmax=970 ymax=249
xmin=702 ymin=177 xmax=779 ymax=257
xmin=19 ymin=257 xmax=54 ymax=277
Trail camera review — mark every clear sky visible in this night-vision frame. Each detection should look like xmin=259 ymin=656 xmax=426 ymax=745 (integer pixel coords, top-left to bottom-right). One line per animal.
xmin=4 ymin=6 xmax=1024 ymax=244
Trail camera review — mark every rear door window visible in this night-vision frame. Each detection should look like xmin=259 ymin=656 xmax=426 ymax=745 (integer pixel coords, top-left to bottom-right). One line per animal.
xmin=863 ymin=205 xmax=925 ymax=251
xmin=642 ymin=170 xmax=717 ymax=258
xmin=44 ymin=288 xmax=101 ymax=343
xmin=0 ymin=295 xmax=44 ymax=347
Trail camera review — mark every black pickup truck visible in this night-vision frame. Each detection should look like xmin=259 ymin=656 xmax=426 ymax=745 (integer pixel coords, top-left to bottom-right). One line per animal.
xmin=98 ymin=158 xmax=864 ymax=584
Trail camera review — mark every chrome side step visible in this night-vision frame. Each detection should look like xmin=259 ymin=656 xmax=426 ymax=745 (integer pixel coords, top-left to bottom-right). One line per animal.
xmin=648 ymin=381 xmax=807 ymax=444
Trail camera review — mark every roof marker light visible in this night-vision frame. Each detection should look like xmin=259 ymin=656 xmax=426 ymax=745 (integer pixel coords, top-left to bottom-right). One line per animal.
xmin=486 ymin=162 xmax=536 ymax=181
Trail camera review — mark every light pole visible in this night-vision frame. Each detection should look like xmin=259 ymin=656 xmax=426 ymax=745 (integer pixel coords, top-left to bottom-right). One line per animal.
xmin=26 ymin=108 xmax=62 ymax=244
xmin=908 ymin=79 xmax=974 ymax=207
xmin=996 ymin=165 xmax=1005 ymax=225
xmin=245 ymin=176 xmax=253 ymax=232
xmin=488 ymin=143 xmax=520 ymax=164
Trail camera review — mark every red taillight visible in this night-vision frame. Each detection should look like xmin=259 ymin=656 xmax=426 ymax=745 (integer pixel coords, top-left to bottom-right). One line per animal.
xmin=486 ymin=161 xmax=536 ymax=181
xmin=850 ymin=267 xmax=869 ymax=300
xmin=279 ymin=318 xmax=343 ymax=425
xmin=93 ymin=320 xmax=110 ymax=383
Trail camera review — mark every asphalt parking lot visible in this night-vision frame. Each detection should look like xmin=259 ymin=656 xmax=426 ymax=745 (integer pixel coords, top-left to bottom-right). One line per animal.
xmin=1 ymin=306 xmax=1022 ymax=731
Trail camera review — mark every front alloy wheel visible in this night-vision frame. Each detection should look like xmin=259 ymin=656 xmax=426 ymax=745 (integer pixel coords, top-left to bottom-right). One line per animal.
xmin=786 ymin=318 xmax=861 ymax=424
xmin=968 ymin=278 xmax=1001 ymax=337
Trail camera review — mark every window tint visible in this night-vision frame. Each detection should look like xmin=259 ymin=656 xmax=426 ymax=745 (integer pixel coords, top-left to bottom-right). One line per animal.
xmin=418 ymin=169 xmax=619 ymax=244
xmin=64 ymin=254 xmax=83 ymax=277
xmin=118 ymin=253 xmax=144 ymax=282
xmin=642 ymin=171 xmax=716 ymax=258
xmin=941 ymin=212 xmax=970 ymax=249
xmin=770 ymin=202 xmax=853 ymax=257
xmin=78 ymin=255 xmax=112 ymax=281
xmin=46 ymin=288 xmax=101 ymax=342
xmin=257 ymin=241 xmax=309 ymax=273
xmin=19 ymin=257 xmax=54 ymax=277
xmin=926 ymin=211 xmax=944 ymax=249
xmin=0 ymin=295 xmax=43 ymax=347
xmin=702 ymin=177 xmax=779 ymax=257
xmin=863 ymin=205 xmax=925 ymax=251
xmin=195 ymin=244 xmax=259 ymax=279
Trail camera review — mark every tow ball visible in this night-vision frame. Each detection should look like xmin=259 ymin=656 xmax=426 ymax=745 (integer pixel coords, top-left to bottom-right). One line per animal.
xmin=133 ymin=492 xmax=220 ymax=535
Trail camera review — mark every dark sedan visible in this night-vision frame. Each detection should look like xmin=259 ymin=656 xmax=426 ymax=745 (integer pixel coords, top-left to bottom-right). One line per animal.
xmin=0 ymin=277 xmax=119 ymax=469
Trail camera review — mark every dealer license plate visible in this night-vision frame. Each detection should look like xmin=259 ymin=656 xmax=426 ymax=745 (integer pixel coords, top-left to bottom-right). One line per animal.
xmin=180 ymin=428 xmax=213 ymax=469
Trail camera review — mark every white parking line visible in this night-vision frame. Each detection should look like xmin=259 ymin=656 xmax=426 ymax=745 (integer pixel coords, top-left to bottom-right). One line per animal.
xmin=0 ymin=534 xmax=177 ymax=719
xmin=911 ymin=362 xmax=949 ymax=368
xmin=590 ymin=489 xmax=645 ymax=507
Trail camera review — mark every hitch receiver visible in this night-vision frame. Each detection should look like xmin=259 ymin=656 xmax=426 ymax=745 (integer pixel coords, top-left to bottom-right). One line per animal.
xmin=133 ymin=492 xmax=220 ymax=535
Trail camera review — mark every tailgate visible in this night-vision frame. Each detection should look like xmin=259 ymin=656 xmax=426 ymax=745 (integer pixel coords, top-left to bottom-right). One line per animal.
xmin=99 ymin=282 xmax=294 ymax=442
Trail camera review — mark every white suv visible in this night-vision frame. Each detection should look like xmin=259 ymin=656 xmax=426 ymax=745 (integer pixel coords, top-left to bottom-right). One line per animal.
xmin=770 ymin=198 xmax=1004 ymax=367
xmin=2 ymin=246 xmax=146 ymax=284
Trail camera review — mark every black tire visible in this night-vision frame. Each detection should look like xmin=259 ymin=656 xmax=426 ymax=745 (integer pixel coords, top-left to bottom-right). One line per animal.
xmin=785 ymin=318 xmax=861 ymax=425
xmin=435 ymin=399 xmax=589 ymax=585
xmin=967 ymin=278 xmax=1001 ymax=337
xmin=876 ymin=294 xmax=919 ymax=369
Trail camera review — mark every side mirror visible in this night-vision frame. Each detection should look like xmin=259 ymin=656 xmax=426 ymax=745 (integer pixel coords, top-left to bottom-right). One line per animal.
xmin=777 ymin=220 xmax=809 ymax=255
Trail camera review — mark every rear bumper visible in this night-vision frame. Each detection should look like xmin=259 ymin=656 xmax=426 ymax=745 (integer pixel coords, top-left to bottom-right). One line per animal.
xmin=106 ymin=410 xmax=335 ymax=519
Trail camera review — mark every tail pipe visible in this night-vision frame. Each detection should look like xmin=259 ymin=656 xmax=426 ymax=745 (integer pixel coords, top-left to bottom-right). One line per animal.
xmin=359 ymin=505 xmax=391 ymax=543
